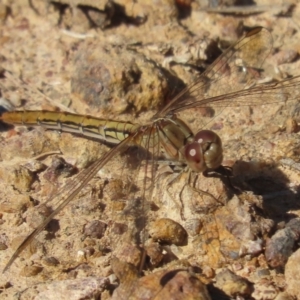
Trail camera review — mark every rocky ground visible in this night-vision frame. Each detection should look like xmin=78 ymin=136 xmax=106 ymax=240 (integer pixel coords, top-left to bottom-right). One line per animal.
xmin=1 ymin=0 xmax=300 ymax=299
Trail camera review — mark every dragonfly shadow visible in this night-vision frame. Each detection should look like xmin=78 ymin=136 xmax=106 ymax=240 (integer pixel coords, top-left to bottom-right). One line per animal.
xmin=0 ymin=103 xmax=13 ymax=131
xmin=203 ymin=165 xmax=237 ymax=200
xmin=0 ymin=119 xmax=13 ymax=132
xmin=159 ymin=268 xmax=187 ymax=287
xmin=229 ymin=159 xmax=300 ymax=269
xmin=0 ymin=98 xmax=26 ymax=131
xmin=232 ymin=159 xmax=300 ymax=220
xmin=207 ymin=288 xmax=232 ymax=300
xmin=44 ymin=219 xmax=60 ymax=240
xmin=207 ymin=160 xmax=300 ymax=217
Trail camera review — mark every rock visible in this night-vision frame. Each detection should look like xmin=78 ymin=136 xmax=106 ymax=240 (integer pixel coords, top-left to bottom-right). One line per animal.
xmin=214 ymin=269 xmax=252 ymax=298
xmin=84 ymin=220 xmax=107 ymax=239
xmin=112 ymin=267 xmax=211 ymax=300
xmin=149 ymin=218 xmax=188 ymax=246
xmin=285 ymin=248 xmax=300 ymax=299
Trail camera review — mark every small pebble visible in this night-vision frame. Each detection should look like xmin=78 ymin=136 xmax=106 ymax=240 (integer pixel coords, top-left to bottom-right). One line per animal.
xmin=149 ymin=218 xmax=187 ymax=246
xmin=20 ymin=265 xmax=43 ymax=277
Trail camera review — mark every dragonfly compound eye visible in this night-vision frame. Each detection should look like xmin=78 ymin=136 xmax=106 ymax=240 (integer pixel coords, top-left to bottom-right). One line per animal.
xmin=185 ymin=130 xmax=223 ymax=172
xmin=184 ymin=141 xmax=206 ymax=172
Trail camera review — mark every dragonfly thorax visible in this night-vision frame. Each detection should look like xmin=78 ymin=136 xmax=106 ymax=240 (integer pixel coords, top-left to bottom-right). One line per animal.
xmin=153 ymin=116 xmax=194 ymax=161
xmin=183 ymin=130 xmax=223 ymax=173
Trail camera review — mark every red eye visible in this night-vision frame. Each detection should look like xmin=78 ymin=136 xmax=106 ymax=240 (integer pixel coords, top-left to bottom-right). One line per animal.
xmin=184 ymin=130 xmax=223 ymax=172
xmin=184 ymin=142 xmax=206 ymax=173
xmin=194 ymin=130 xmax=218 ymax=144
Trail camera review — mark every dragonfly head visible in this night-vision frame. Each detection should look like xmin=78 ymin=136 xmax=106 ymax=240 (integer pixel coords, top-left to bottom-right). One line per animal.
xmin=184 ymin=130 xmax=223 ymax=173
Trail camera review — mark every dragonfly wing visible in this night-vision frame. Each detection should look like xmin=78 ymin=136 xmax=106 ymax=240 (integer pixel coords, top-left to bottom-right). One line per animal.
xmin=156 ymin=27 xmax=273 ymax=118
xmin=3 ymin=135 xmax=134 ymax=273
xmin=168 ymin=74 xmax=300 ymax=113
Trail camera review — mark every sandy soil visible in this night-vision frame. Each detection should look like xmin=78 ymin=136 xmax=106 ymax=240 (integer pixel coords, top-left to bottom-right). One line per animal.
xmin=1 ymin=0 xmax=300 ymax=299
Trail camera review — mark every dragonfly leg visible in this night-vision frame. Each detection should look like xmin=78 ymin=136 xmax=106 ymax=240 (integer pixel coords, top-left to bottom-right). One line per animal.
xmin=203 ymin=165 xmax=242 ymax=199
xmin=164 ymin=170 xmax=189 ymax=221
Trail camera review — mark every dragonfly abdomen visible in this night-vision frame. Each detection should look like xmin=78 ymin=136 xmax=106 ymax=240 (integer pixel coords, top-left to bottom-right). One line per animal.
xmin=1 ymin=110 xmax=140 ymax=145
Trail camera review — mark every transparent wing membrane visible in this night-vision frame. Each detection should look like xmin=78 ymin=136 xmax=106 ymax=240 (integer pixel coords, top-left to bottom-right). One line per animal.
xmin=156 ymin=27 xmax=273 ymax=117
xmin=169 ymin=76 xmax=300 ymax=114
xmin=2 ymin=136 xmax=134 ymax=272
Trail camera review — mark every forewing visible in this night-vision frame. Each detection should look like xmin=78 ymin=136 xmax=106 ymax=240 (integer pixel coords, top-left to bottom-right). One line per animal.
xmin=156 ymin=27 xmax=273 ymax=117
xmin=168 ymin=75 xmax=300 ymax=113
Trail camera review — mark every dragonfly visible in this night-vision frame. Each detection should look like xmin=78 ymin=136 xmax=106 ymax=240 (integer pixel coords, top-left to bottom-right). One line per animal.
xmin=1 ymin=27 xmax=300 ymax=275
